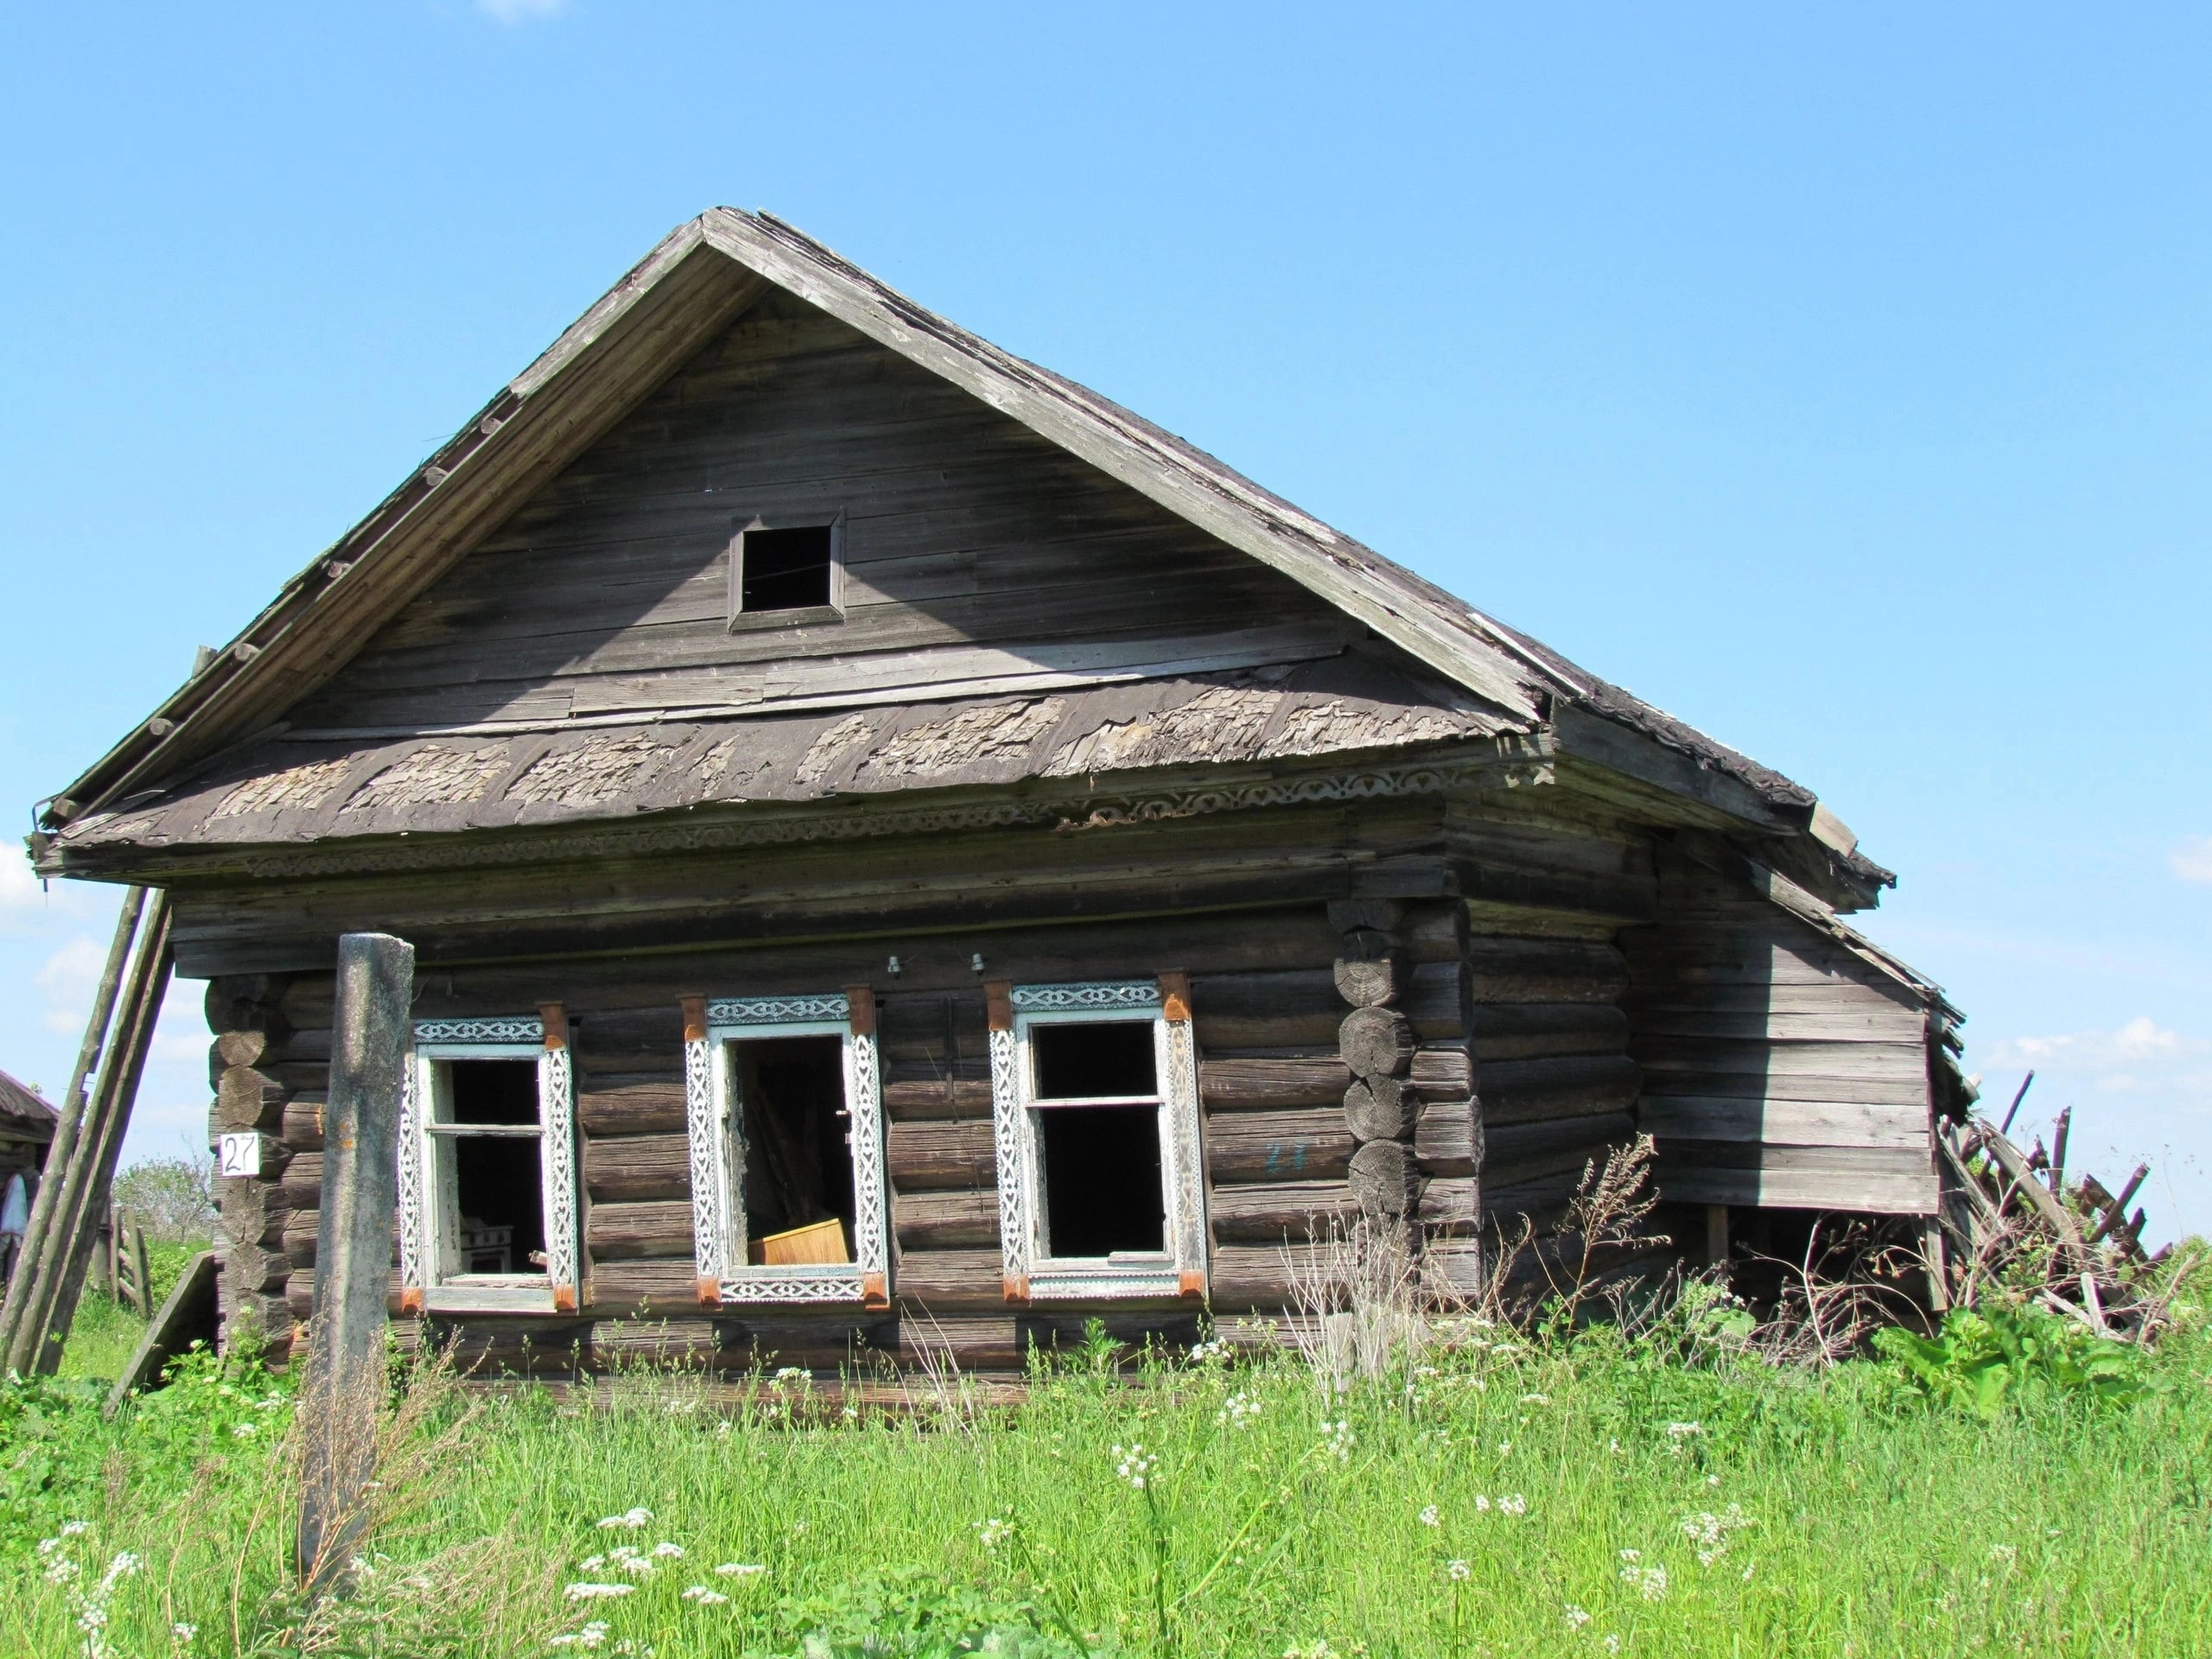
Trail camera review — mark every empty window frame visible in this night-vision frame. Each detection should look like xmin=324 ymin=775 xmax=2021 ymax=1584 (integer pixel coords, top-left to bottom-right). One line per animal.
xmin=988 ymin=978 xmax=1207 ymax=1302
xmin=399 ymin=1012 xmax=581 ymax=1316
xmin=727 ymin=513 xmax=844 ymax=631
xmin=682 ymin=990 xmax=888 ymax=1307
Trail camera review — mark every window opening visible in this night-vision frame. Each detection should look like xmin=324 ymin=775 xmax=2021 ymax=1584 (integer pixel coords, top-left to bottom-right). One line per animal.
xmin=1027 ymin=1020 xmax=1168 ymax=1262
xmin=435 ymin=1059 xmax=544 ymax=1279
xmin=733 ymin=1034 xmax=854 ymax=1266
xmin=739 ymin=524 xmax=833 ymax=614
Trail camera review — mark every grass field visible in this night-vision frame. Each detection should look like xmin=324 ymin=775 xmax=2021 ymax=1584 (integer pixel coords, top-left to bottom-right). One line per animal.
xmin=4 ymin=1271 xmax=2209 ymax=1657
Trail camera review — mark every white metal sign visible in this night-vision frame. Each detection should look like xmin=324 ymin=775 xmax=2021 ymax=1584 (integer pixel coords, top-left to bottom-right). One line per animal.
xmin=217 ymin=1132 xmax=263 ymax=1179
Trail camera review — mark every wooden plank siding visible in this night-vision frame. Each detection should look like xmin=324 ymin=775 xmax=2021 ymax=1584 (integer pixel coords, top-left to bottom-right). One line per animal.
xmin=283 ymin=291 xmax=1354 ymax=739
xmin=1620 ymin=844 xmax=1938 ymax=1214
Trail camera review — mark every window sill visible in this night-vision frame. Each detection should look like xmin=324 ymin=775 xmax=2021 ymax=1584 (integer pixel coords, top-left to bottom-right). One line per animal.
xmin=1026 ymin=1263 xmax=1191 ymax=1302
xmin=727 ymin=603 xmax=845 ymax=634
xmin=715 ymin=1267 xmax=874 ymax=1306
xmin=423 ymin=1281 xmax=559 ymax=1316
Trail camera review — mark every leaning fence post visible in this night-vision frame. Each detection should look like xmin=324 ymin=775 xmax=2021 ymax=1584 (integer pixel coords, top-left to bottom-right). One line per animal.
xmin=296 ymin=931 xmax=413 ymax=1590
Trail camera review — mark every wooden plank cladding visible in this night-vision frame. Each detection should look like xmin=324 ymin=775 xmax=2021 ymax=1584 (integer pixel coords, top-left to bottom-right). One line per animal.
xmin=1621 ymin=842 xmax=1939 ymax=1216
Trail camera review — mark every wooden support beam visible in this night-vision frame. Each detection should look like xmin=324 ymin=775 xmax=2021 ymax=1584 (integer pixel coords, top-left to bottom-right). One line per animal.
xmin=105 ymin=1249 xmax=219 ymax=1419
xmin=296 ymin=931 xmax=415 ymax=1590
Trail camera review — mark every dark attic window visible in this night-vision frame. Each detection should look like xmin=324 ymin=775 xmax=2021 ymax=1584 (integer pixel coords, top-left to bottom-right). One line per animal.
xmin=731 ymin=516 xmax=843 ymax=629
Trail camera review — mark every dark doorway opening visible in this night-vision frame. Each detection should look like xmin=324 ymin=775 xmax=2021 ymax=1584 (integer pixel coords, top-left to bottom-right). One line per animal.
xmin=1039 ymin=1104 xmax=1166 ymax=1257
xmin=735 ymin=1035 xmax=854 ymax=1260
xmin=445 ymin=1059 xmax=544 ymax=1275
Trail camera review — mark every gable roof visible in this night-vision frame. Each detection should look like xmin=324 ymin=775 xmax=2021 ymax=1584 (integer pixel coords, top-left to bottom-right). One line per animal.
xmin=0 ymin=1070 xmax=58 ymax=1142
xmin=35 ymin=209 xmax=1889 ymax=897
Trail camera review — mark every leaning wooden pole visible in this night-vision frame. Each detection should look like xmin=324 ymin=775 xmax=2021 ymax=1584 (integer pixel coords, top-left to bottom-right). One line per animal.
xmin=0 ymin=887 xmax=143 ymax=1366
xmin=297 ymin=931 xmax=414 ymax=1591
xmin=17 ymin=892 xmax=174 ymax=1376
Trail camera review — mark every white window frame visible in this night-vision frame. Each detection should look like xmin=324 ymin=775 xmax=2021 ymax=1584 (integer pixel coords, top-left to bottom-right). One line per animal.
xmin=989 ymin=979 xmax=1208 ymax=1303
xmin=683 ymin=993 xmax=889 ymax=1307
xmin=398 ymin=1014 xmax=580 ymax=1317
xmin=726 ymin=511 xmax=846 ymax=632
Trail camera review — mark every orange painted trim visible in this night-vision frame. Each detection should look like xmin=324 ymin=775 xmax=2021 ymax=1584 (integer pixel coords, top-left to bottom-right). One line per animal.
xmin=552 ymin=1283 xmax=579 ymax=1314
xmin=1178 ymin=1269 xmax=1207 ymax=1300
xmin=1002 ymin=1273 xmax=1030 ymax=1304
xmin=861 ymin=1271 xmax=890 ymax=1310
xmin=844 ymin=984 xmax=877 ymax=1038
xmin=1157 ymin=971 xmax=1193 ymax=1024
xmin=679 ymin=995 xmax=709 ymax=1045
xmin=696 ymin=1274 xmax=722 ymax=1308
xmin=537 ymin=1001 xmax=569 ymax=1051
xmin=984 ymin=980 xmax=1014 ymax=1033
xmin=399 ymin=1287 xmax=424 ymax=1315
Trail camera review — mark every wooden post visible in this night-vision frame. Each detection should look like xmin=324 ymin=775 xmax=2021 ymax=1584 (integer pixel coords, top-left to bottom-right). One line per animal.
xmin=1704 ymin=1205 xmax=1730 ymax=1278
xmin=1 ymin=890 xmax=171 ymax=1377
xmin=1922 ymin=1217 xmax=1950 ymax=1313
xmin=296 ymin=931 xmax=414 ymax=1591
xmin=129 ymin=1223 xmax=151 ymax=1319
xmin=0 ymin=891 xmax=143 ymax=1363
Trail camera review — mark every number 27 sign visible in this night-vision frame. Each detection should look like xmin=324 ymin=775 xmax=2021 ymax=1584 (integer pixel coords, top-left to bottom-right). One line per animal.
xmin=217 ymin=1133 xmax=262 ymax=1179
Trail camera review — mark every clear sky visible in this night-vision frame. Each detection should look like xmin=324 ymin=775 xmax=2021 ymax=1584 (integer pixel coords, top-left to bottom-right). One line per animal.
xmin=1 ymin=4 xmax=2205 ymax=1238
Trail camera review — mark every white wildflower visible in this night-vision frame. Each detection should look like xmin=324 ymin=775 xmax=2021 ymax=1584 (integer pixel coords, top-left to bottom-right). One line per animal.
xmin=680 ymin=1585 xmax=731 ymax=1605
xmin=44 ymin=1557 xmax=83 ymax=1584
xmin=1497 ymin=1441 xmax=1511 ymax=1456
xmin=1619 ymin=1548 xmax=1640 ymax=1562
xmin=650 ymin=1541 xmax=685 ymax=1559
xmin=607 ymin=1547 xmax=655 ymax=1576
xmin=1419 ymin=1504 xmax=1440 ymax=1528
xmin=550 ymin=1622 xmax=612 ymax=1650
xmin=1620 ymin=1560 xmax=1669 ymax=1601
xmin=171 ymin=1624 xmax=199 ymax=1646
xmin=714 ymin=1562 xmax=766 ymax=1578
xmin=1113 ymin=1443 xmax=1159 ymax=1489
xmin=1497 ymin=1493 xmax=1527 ymax=1516
xmin=1217 ymin=1391 xmax=1264 ymax=1429
xmin=1320 ymin=1420 xmax=1356 ymax=1462
xmin=577 ymin=1554 xmax=606 ymax=1573
xmin=60 ymin=1521 xmax=92 ymax=1537
xmin=1990 ymin=1542 xmax=2017 ymax=1563
xmin=231 ymin=1421 xmax=258 ymax=1439
xmin=596 ymin=1507 xmax=653 ymax=1530
xmin=1474 ymin=1495 xmax=1491 ymax=1513
xmin=1681 ymin=1504 xmax=1750 ymax=1567
xmin=1665 ymin=1421 xmax=1701 ymax=1439
xmin=564 ymin=1582 xmax=637 ymax=1601
xmin=1564 ymin=1605 xmax=1591 ymax=1629
xmin=1604 ymin=1637 xmax=1621 ymax=1655
xmin=1446 ymin=1559 xmax=1471 ymax=1582
xmin=974 ymin=1517 xmax=1014 ymax=1550
xmin=1520 ymin=1392 xmax=1549 ymax=1405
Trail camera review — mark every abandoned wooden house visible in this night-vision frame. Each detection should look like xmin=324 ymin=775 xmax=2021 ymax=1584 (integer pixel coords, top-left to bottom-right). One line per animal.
xmin=30 ymin=211 xmax=1970 ymax=1373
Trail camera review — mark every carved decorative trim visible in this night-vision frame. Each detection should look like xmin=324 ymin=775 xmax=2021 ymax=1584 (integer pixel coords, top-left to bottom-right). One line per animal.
xmin=397 ymin=1057 xmax=423 ymax=1297
xmin=414 ymin=1016 xmax=543 ymax=1046
xmin=1162 ymin=1013 xmax=1208 ymax=1284
xmin=1026 ymin=1269 xmax=1186 ymax=1302
xmin=1009 ymin=980 xmax=1161 ymax=1013
xmin=202 ymin=753 xmax=1512 ymax=881
xmin=538 ymin=1045 xmax=579 ymax=1300
xmin=705 ymin=994 xmax=850 ymax=1027
xmin=683 ymin=1037 xmax=723 ymax=1286
xmin=988 ymin=1026 xmax=1028 ymax=1294
xmin=715 ymin=1273 xmax=866 ymax=1304
xmin=685 ymin=1002 xmax=885 ymax=1308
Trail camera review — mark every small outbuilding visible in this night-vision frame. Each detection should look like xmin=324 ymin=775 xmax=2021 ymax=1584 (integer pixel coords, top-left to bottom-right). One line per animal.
xmin=31 ymin=212 xmax=1968 ymax=1370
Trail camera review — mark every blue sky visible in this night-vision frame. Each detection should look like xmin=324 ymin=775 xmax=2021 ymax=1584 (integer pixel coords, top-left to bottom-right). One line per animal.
xmin=1 ymin=5 xmax=2206 ymax=1236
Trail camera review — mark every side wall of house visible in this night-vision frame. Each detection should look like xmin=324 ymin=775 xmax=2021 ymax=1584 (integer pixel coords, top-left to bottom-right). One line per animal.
xmin=1619 ymin=842 xmax=1938 ymax=1215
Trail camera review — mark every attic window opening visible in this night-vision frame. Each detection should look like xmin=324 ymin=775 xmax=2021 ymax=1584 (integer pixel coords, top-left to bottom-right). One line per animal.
xmin=731 ymin=516 xmax=844 ymax=629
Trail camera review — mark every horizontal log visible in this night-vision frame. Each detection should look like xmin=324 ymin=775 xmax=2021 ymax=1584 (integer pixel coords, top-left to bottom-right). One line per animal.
xmin=583 ymin=1256 xmax=698 ymax=1314
xmin=1349 ymin=1140 xmax=1417 ymax=1216
xmin=282 ymin=1153 xmax=323 ymax=1208
xmin=225 ymin=1239 xmax=291 ymax=1297
xmin=1200 ymin=1057 xmax=1351 ymax=1110
xmin=1470 ymin=1003 xmax=1630 ymax=1062
xmin=887 ymin=1118 xmax=997 ymax=1189
xmin=1418 ymin=1176 xmax=1478 ymax=1230
xmin=213 ymin=1066 xmax=289 ymax=1135
xmin=1193 ymin=966 xmax=1464 ymax=1052
xmin=886 ymin=1249 xmax=1007 ymax=1311
xmin=586 ymin=1199 xmax=696 ymax=1260
xmin=1484 ymin=1111 xmax=1635 ymax=1187
xmin=1465 ymin=938 xmax=1629 ymax=1005
xmin=1344 ymin=1077 xmax=1415 ymax=1142
xmin=1208 ymin=1180 xmax=1359 ymax=1244
xmin=1204 ymin=1108 xmax=1354 ymax=1184
xmin=577 ymin=1076 xmax=687 ymax=1137
xmin=1413 ymin=1098 xmax=1479 ymax=1177
xmin=1339 ymin=1007 xmax=1414 ymax=1078
xmin=884 ymin=1077 xmax=993 ymax=1121
xmin=1481 ymin=1055 xmax=1641 ymax=1126
xmin=282 ymin=1212 xmax=320 ymax=1269
xmin=1333 ymin=953 xmax=1404 ymax=1008
xmin=583 ymin=1132 xmax=693 ymax=1203
xmin=1634 ymin=1035 xmax=1929 ymax=1084
xmin=282 ymin=1096 xmax=327 ymax=1151
xmin=893 ymin=1188 xmax=999 ymax=1249
xmin=1409 ymin=1046 xmax=1473 ymax=1100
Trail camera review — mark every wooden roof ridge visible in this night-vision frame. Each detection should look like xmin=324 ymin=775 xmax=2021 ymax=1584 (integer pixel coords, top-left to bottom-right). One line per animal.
xmin=35 ymin=208 xmax=1881 ymax=893
xmin=0 ymin=1068 xmax=58 ymax=1138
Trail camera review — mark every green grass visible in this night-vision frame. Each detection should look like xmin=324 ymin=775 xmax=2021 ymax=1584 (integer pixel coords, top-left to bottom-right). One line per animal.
xmin=5 ymin=1284 xmax=2212 ymax=1657
xmin=51 ymin=1240 xmax=209 ymax=1382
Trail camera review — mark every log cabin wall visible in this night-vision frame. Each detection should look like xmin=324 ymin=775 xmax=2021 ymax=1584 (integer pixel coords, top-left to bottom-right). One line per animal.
xmin=214 ymin=788 xmax=1485 ymax=1373
xmin=1619 ymin=841 xmax=1940 ymax=1217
